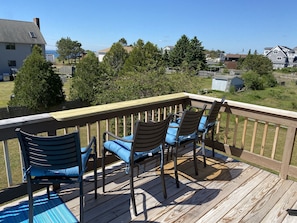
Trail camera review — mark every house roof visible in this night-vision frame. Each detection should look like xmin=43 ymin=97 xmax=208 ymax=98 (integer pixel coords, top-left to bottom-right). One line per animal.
xmin=265 ymin=45 xmax=291 ymax=57
xmin=0 ymin=18 xmax=46 ymax=45
xmin=98 ymin=46 xmax=133 ymax=53
xmin=225 ymin=54 xmax=247 ymax=59
xmin=213 ymin=75 xmax=243 ymax=81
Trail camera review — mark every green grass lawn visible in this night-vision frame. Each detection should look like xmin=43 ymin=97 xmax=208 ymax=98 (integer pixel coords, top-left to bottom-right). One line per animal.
xmin=1 ymin=75 xmax=297 ymax=112
xmin=0 ymin=81 xmax=14 ymax=107
xmin=0 ymin=78 xmax=72 ymax=108
xmin=206 ymin=77 xmax=297 ymax=112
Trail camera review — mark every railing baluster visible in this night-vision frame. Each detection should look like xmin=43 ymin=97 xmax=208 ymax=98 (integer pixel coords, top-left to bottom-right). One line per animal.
xmin=233 ymin=115 xmax=239 ymax=147
xmin=86 ymin=123 xmax=91 ymax=144
xmin=115 ymin=117 xmax=118 ymax=136
xmin=250 ymin=120 xmax=258 ymax=153
xmin=223 ymin=113 xmax=229 ymax=144
xmin=19 ymin=143 xmax=24 ymax=183
xmin=3 ymin=140 xmax=12 ymax=187
xmin=241 ymin=118 xmax=248 ymax=149
xmin=157 ymin=108 xmax=161 ymax=121
xmin=131 ymin=114 xmax=134 ymax=134
xmin=271 ymin=124 xmax=280 ymax=159
xmin=96 ymin=121 xmax=101 ymax=157
xmin=151 ymin=110 xmax=155 ymax=121
xmin=260 ymin=122 xmax=268 ymax=156
xmin=105 ymin=119 xmax=109 ymax=141
xmin=123 ymin=115 xmax=127 ymax=136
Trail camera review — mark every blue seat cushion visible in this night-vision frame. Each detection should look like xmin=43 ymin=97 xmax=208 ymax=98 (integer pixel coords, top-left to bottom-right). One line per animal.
xmin=198 ymin=116 xmax=207 ymax=132
xmin=103 ymin=135 xmax=161 ymax=164
xmin=29 ymin=147 xmax=92 ymax=178
xmin=165 ymin=122 xmax=197 ymax=146
xmin=198 ymin=116 xmax=217 ymax=133
xmin=176 ymin=115 xmax=208 ymax=133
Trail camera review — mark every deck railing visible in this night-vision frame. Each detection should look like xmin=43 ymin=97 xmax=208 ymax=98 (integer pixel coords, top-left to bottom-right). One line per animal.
xmin=1 ymin=92 xmax=297 ymax=190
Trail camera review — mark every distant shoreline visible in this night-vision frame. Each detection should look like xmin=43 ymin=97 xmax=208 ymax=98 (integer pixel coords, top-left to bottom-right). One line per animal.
xmin=46 ymin=50 xmax=59 ymax=58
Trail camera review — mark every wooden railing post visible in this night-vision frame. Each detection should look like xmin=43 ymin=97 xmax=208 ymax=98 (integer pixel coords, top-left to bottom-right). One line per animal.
xmin=279 ymin=126 xmax=296 ymax=179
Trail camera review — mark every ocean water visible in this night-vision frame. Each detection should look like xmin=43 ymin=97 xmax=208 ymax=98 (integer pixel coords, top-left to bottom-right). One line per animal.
xmin=46 ymin=50 xmax=59 ymax=58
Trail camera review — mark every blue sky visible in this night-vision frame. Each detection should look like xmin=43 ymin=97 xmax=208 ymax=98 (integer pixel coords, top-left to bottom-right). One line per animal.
xmin=2 ymin=0 xmax=297 ymax=54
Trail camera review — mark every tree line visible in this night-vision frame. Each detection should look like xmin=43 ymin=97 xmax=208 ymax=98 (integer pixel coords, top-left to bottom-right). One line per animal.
xmin=9 ymin=35 xmax=276 ymax=111
xmin=69 ymin=35 xmax=209 ymax=105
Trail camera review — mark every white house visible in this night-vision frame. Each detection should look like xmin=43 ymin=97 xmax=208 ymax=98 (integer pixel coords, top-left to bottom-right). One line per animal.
xmin=264 ymin=45 xmax=297 ymax=69
xmin=97 ymin=46 xmax=133 ymax=62
xmin=212 ymin=75 xmax=244 ymax=92
xmin=0 ymin=18 xmax=46 ymax=78
xmin=162 ymin=46 xmax=174 ymax=54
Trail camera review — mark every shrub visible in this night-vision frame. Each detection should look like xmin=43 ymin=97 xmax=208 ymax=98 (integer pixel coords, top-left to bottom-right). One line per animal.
xmin=10 ymin=46 xmax=65 ymax=110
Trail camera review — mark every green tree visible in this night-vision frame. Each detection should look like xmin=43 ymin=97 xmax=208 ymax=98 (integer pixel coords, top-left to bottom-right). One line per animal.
xmin=242 ymin=71 xmax=264 ymax=90
xmin=186 ymin=36 xmax=207 ymax=72
xmin=122 ymin=39 xmax=163 ymax=74
xmin=97 ymin=70 xmax=202 ymax=104
xmin=169 ymin=34 xmax=190 ymax=68
xmin=100 ymin=41 xmax=129 ymax=77
xmin=118 ymin=38 xmax=128 ymax=46
xmin=56 ymin=37 xmax=84 ymax=64
xmin=10 ymin=45 xmax=65 ymax=110
xmin=71 ymin=40 xmax=84 ymax=63
xmin=70 ymin=52 xmax=102 ymax=104
xmin=204 ymin=49 xmax=225 ymax=59
xmin=169 ymin=35 xmax=206 ymax=73
xmin=262 ymin=73 xmax=278 ymax=88
xmin=240 ymin=54 xmax=273 ymax=75
xmin=162 ymin=50 xmax=170 ymax=67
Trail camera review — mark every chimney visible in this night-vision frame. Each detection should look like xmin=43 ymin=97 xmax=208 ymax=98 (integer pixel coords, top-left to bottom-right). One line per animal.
xmin=33 ymin=18 xmax=40 ymax=29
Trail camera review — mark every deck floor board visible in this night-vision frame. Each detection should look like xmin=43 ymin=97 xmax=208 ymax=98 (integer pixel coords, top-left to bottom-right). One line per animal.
xmin=2 ymin=147 xmax=297 ymax=223
xmin=60 ymin=148 xmax=297 ymax=223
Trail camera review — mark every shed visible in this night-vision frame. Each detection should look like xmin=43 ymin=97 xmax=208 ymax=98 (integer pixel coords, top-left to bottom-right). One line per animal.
xmin=212 ymin=75 xmax=244 ymax=92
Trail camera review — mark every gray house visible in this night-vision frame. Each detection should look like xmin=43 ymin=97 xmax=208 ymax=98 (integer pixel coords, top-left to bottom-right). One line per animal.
xmin=0 ymin=18 xmax=46 ymax=79
xmin=212 ymin=75 xmax=244 ymax=92
xmin=264 ymin=45 xmax=297 ymax=69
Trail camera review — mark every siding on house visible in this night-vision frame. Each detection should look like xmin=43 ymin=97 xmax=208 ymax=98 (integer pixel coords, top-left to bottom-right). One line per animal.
xmin=224 ymin=54 xmax=246 ymax=69
xmin=0 ymin=18 xmax=46 ymax=75
xmin=264 ymin=45 xmax=297 ymax=69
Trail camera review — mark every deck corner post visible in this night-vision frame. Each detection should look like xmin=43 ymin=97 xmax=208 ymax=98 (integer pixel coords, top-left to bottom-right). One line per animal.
xmin=279 ymin=126 xmax=296 ymax=179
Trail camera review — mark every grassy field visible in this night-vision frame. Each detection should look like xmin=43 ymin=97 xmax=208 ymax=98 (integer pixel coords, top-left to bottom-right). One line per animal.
xmin=1 ymin=74 xmax=297 ymax=111
xmin=204 ymin=74 xmax=297 ymax=112
xmin=0 ymin=77 xmax=72 ymax=108
xmin=0 ymin=82 xmax=14 ymax=107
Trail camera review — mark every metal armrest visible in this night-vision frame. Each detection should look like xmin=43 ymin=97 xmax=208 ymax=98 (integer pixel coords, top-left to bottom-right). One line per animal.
xmin=81 ymin=136 xmax=96 ymax=154
xmin=103 ymin=131 xmax=134 ymax=143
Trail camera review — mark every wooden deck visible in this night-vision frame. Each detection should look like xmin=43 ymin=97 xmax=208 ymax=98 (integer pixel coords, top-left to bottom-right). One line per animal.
xmin=2 ymin=147 xmax=297 ymax=222
xmin=56 ymin=147 xmax=297 ymax=223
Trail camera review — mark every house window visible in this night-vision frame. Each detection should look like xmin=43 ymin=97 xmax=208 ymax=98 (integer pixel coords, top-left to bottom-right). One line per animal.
xmin=29 ymin=31 xmax=37 ymax=38
xmin=8 ymin=60 xmax=16 ymax=67
xmin=6 ymin=43 xmax=15 ymax=50
xmin=273 ymin=50 xmax=278 ymax=54
xmin=277 ymin=57 xmax=282 ymax=60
